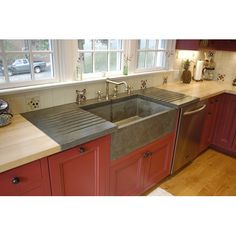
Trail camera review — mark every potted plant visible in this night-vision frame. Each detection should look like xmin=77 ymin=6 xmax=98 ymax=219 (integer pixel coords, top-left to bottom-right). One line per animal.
xmin=181 ymin=59 xmax=192 ymax=83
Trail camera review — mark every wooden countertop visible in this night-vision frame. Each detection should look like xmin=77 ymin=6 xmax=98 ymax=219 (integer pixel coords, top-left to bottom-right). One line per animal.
xmin=0 ymin=114 xmax=61 ymax=173
xmin=158 ymin=80 xmax=236 ymax=100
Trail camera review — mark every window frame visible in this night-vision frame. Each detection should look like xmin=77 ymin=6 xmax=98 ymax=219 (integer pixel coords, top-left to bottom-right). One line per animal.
xmin=0 ymin=40 xmax=60 ymax=89
xmin=77 ymin=39 xmax=124 ymax=79
xmin=133 ymin=39 xmax=173 ymax=73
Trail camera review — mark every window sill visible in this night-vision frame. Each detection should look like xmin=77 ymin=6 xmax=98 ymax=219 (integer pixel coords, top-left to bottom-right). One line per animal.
xmin=0 ymin=69 xmax=176 ymax=95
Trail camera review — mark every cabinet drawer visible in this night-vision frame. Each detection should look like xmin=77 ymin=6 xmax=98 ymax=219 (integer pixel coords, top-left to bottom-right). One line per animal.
xmin=0 ymin=158 xmax=51 ymax=196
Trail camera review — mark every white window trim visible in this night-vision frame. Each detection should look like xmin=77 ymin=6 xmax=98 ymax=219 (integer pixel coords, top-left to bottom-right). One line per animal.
xmin=0 ymin=40 xmax=60 ymax=89
xmin=77 ymin=39 xmax=125 ymax=79
xmin=131 ymin=40 xmax=175 ymax=74
xmin=0 ymin=40 xmax=176 ymax=93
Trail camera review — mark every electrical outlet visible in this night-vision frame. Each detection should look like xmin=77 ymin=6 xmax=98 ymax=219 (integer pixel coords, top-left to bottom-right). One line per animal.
xmin=26 ymin=96 xmax=40 ymax=111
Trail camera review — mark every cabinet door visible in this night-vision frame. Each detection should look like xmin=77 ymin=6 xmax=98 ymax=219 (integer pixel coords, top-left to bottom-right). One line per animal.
xmin=143 ymin=133 xmax=174 ymax=190
xmin=0 ymin=158 xmax=51 ymax=196
xmin=109 ymin=150 xmax=144 ymax=196
xmin=213 ymin=94 xmax=236 ymax=152
xmin=48 ymin=135 xmax=110 ymax=196
xmin=199 ymin=95 xmax=221 ymax=153
xmin=176 ymin=40 xmax=200 ymax=50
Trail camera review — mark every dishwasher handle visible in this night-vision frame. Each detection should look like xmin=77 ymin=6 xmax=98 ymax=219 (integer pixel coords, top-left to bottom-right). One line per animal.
xmin=183 ymin=104 xmax=206 ymax=116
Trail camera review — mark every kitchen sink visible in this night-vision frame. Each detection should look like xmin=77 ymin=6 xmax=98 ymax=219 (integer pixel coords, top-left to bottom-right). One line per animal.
xmin=82 ymin=95 xmax=178 ymax=160
xmin=82 ymin=96 xmax=171 ymax=128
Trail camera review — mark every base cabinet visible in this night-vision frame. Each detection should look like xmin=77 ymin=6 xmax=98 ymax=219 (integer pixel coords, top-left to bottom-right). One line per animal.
xmin=212 ymin=94 xmax=236 ymax=155
xmin=48 ymin=135 xmax=110 ymax=196
xmin=0 ymin=158 xmax=51 ymax=196
xmin=199 ymin=95 xmax=221 ymax=153
xmin=109 ymin=133 xmax=174 ymax=196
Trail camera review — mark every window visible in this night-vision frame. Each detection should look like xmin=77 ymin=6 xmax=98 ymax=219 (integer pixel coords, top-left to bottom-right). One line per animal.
xmin=0 ymin=40 xmax=56 ymax=88
xmin=136 ymin=39 xmax=170 ymax=72
xmin=77 ymin=39 xmax=123 ymax=78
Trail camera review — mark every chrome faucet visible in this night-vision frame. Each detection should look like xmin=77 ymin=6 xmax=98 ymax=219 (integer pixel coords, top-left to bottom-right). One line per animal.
xmin=105 ymin=79 xmax=128 ymax=100
xmin=76 ymin=89 xmax=86 ymax=104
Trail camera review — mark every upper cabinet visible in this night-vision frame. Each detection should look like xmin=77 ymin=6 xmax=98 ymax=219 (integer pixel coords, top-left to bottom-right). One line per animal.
xmin=176 ymin=40 xmax=236 ymax=51
xmin=176 ymin=40 xmax=201 ymax=50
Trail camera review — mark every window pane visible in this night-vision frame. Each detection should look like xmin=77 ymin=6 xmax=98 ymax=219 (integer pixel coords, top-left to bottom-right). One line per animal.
xmin=137 ymin=52 xmax=145 ymax=68
xmin=31 ymin=40 xmax=51 ymax=51
xmin=78 ymin=40 xmax=92 ymax=50
xmin=95 ymin=52 xmax=107 ymax=72
xmin=81 ymin=53 xmax=93 ymax=73
xmin=33 ymin=53 xmax=53 ymax=80
xmin=6 ymin=54 xmax=31 ymax=82
xmin=95 ymin=40 xmax=108 ymax=50
xmin=158 ymin=40 xmax=167 ymax=49
xmin=110 ymin=40 xmax=122 ymax=50
xmin=156 ymin=52 xmax=166 ymax=67
xmin=0 ymin=55 xmax=5 ymax=83
xmin=138 ymin=40 xmax=146 ymax=49
xmin=146 ymin=52 xmax=155 ymax=68
xmin=4 ymin=40 xmax=29 ymax=51
xmin=110 ymin=52 xmax=122 ymax=71
xmin=147 ymin=40 xmax=156 ymax=49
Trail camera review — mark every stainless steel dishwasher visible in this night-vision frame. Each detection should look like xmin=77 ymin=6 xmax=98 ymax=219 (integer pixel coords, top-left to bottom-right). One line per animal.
xmin=171 ymin=100 xmax=207 ymax=173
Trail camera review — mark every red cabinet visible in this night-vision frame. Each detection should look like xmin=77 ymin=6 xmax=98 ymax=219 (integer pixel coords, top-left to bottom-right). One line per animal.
xmin=176 ymin=40 xmax=201 ymax=50
xmin=109 ymin=133 xmax=174 ymax=196
xmin=176 ymin=40 xmax=236 ymax=51
xmin=199 ymin=95 xmax=222 ymax=153
xmin=142 ymin=135 xmax=174 ymax=191
xmin=109 ymin=149 xmax=143 ymax=196
xmin=48 ymin=135 xmax=110 ymax=196
xmin=212 ymin=94 xmax=236 ymax=155
xmin=0 ymin=158 xmax=51 ymax=196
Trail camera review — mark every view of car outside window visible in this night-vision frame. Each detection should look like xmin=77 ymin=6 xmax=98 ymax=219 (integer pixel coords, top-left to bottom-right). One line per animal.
xmin=0 ymin=40 xmax=54 ymax=83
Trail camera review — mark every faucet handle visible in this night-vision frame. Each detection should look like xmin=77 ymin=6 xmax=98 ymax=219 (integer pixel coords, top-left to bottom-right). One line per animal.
xmin=76 ymin=88 xmax=86 ymax=104
xmin=113 ymin=86 xmax=118 ymax=98
xmin=96 ymin=90 xmax=103 ymax=101
xmin=127 ymin=85 xmax=133 ymax=95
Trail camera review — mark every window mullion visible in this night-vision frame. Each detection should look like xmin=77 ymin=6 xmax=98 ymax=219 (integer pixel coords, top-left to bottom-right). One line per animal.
xmin=1 ymin=40 xmax=9 ymax=83
xmin=154 ymin=40 xmax=158 ymax=67
xmin=92 ymin=40 xmax=95 ymax=73
xmin=107 ymin=40 xmax=110 ymax=72
xmin=28 ymin=40 xmax=35 ymax=81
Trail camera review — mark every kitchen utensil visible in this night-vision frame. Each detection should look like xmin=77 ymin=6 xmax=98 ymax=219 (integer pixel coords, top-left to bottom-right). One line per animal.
xmin=0 ymin=99 xmax=13 ymax=127
xmin=194 ymin=60 xmax=204 ymax=81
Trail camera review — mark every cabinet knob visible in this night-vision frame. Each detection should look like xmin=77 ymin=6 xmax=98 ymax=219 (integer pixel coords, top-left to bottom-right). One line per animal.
xmin=12 ymin=177 xmax=20 ymax=184
xmin=143 ymin=151 xmax=152 ymax=158
xmin=79 ymin=147 xmax=86 ymax=153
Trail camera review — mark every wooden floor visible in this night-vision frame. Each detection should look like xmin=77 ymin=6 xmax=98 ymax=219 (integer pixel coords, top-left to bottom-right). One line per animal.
xmin=159 ymin=149 xmax=236 ymax=196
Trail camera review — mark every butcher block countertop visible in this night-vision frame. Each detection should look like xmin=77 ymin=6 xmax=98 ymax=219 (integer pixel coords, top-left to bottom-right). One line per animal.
xmin=158 ymin=80 xmax=236 ymax=100
xmin=0 ymin=80 xmax=235 ymax=173
xmin=0 ymin=115 xmax=61 ymax=173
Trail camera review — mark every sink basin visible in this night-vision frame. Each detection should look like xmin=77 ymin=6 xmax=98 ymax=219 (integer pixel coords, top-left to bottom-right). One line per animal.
xmin=82 ymin=95 xmax=178 ymax=160
xmin=82 ymin=96 xmax=171 ymax=128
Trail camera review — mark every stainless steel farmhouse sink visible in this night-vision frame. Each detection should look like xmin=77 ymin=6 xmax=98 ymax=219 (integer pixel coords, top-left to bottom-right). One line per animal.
xmin=82 ymin=95 xmax=178 ymax=160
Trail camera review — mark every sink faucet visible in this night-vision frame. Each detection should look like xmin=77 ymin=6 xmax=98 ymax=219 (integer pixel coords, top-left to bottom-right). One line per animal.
xmin=76 ymin=89 xmax=86 ymax=104
xmin=105 ymin=79 xmax=128 ymax=100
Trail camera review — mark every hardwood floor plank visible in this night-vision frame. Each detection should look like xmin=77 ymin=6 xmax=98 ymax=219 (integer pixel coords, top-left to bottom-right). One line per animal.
xmin=160 ymin=149 xmax=236 ymax=196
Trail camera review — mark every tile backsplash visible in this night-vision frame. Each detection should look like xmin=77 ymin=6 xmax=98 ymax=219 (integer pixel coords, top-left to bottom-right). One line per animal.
xmin=1 ymin=72 xmax=174 ymax=114
xmin=174 ymin=49 xmax=236 ymax=82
